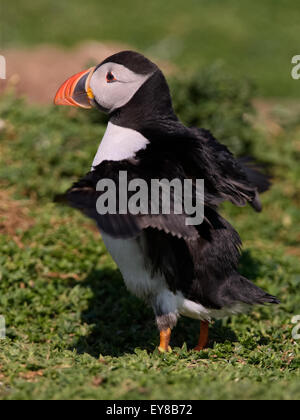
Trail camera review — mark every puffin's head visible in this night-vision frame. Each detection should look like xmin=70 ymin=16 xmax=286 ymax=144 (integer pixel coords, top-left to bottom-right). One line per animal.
xmin=54 ymin=51 xmax=159 ymax=113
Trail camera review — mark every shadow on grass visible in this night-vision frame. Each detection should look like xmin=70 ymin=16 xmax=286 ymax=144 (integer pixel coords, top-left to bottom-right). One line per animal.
xmin=73 ymin=267 xmax=158 ymax=357
xmin=73 ymin=250 xmax=264 ymax=357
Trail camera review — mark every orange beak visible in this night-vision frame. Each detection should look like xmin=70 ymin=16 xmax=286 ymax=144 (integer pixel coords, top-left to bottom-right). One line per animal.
xmin=54 ymin=67 xmax=96 ymax=108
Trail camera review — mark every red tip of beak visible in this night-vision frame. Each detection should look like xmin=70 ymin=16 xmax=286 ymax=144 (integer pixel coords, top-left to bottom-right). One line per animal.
xmin=54 ymin=67 xmax=95 ymax=108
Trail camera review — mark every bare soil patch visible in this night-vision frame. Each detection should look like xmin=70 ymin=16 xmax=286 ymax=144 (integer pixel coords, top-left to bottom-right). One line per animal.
xmin=0 ymin=189 xmax=34 ymax=246
xmin=0 ymin=42 xmax=174 ymax=105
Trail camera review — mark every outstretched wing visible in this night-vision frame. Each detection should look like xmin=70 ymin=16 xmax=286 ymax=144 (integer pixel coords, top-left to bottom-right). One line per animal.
xmin=56 ymin=158 xmax=200 ymax=241
xmin=189 ymin=128 xmax=271 ymax=211
xmin=136 ymin=124 xmax=270 ymax=211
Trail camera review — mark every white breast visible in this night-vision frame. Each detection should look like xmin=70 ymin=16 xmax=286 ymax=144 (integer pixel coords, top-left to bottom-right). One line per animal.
xmin=100 ymin=231 xmax=169 ymax=298
xmin=92 ymin=122 xmax=149 ymax=168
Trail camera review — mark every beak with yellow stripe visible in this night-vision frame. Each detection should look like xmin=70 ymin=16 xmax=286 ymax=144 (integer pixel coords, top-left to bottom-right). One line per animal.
xmin=54 ymin=67 xmax=96 ymax=109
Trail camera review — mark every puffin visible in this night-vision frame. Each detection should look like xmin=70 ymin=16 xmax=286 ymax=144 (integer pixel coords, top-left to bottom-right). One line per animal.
xmin=54 ymin=51 xmax=279 ymax=353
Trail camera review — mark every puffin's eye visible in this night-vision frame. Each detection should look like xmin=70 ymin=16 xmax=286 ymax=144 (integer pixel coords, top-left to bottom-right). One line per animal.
xmin=106 ymin=72 xmax=116 ymax=83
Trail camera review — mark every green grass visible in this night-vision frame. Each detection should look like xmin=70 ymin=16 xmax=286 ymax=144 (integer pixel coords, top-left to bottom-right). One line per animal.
xmin=1 ymin=0 xmax=300 ymax=97
xmin=0 ymin=79 xmax=299 ymax=400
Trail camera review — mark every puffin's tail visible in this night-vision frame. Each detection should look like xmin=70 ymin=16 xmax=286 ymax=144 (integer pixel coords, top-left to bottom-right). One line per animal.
xmin=238 ymin=157 xmax=272 ymax=212
xmin=224 ymin=273 xmax=280 ymax=306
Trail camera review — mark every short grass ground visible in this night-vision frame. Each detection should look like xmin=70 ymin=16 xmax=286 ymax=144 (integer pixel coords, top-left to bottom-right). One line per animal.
xmin=0 ymin=90 xmax=299 ymax=400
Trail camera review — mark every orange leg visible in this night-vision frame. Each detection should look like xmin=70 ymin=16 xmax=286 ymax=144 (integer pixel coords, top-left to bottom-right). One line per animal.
xmin=194 ymin=321 xmax=209 ymax=351
xmin=158 ymin=328 xmax=172 ymax=353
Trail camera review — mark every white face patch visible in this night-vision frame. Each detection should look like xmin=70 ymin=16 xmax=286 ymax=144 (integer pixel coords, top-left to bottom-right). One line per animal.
xmin=89 ymin=62 xmax=152 ymax=112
